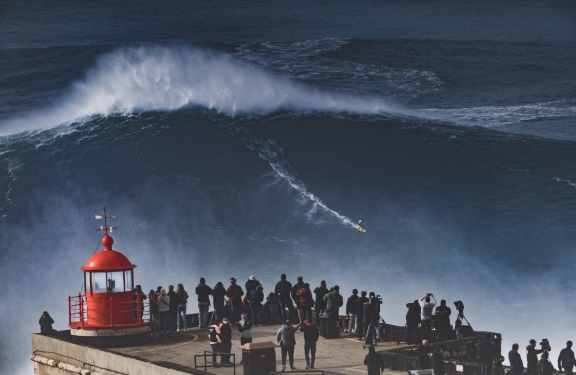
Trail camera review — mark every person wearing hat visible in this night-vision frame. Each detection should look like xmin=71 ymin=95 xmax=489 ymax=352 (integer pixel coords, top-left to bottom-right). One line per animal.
xmin=227 ymin=278 xmax=244 ymax=324
xmin=245 ymin=275 xmax=260 ymax=297
xmin=527 ymin=339 xmax=545 ymax=375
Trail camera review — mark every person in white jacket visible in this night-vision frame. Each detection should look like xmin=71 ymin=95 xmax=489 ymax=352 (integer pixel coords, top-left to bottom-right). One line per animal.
xmin=158 ymin=288 xmax=171 ymax=338
xmin=419 ymin=293 xmax=436 ymax=341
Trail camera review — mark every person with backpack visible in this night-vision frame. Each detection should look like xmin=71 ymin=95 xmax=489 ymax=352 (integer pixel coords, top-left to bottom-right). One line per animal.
xmin=227 ymin=278 xmax=244 ymax=324
xmin=346 ymin=289 xmax=359 ymax=336
xmin=479 ymin=334 xmax=494 ymax=375
xmin=168 ymin=285 xmax=179 ymax=332
xmin=275 ymin=274 xmax=295 ymax=323
xmin=364 ymin=345 xmax=385 ymax=375
xmin=314 ymin=280 xmax=329 ymax=323
xmin=297 ymin=283 xmax=313 ymax=324
xmin=292 ymin=276 xmax=305 ymax=323
xmin=249 ymin=285 xmax=264 ymax=326
xmin=196 ymin=278 xmax=213 ymax=329
xmin=300 ymin=320 xmax=320 ymax=369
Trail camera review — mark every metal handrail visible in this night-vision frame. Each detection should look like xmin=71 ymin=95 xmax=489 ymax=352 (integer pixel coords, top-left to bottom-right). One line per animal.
xmin=194 ymin=350 xmax=236 ymax=375
xmin=69 ymin=293 xmax=151 ymax=326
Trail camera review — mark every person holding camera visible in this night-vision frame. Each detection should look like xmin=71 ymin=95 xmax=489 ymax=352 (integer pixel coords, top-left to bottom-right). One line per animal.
xmin=527 ymin=339 xmax=545 ymax=375
xmin=419 ymin=293 xmax=436 ymax=341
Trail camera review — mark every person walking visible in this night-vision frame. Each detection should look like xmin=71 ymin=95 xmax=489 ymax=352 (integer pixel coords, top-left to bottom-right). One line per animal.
xmin=538 ymin=351 xmax=556 ymax=375
xmin=314 ymin=280 xmax=329 ymax=323
xmin=238 ymin=313 xmax=253 ymax=364
xmin=168 ymin=285 xmax=179 ymax=333
xmin=479 ymin=334 xmax=494 ymax=375
xmin=149 ymin=289 xmax=159 ymax=337
xmin=275 ymin=274 xmax=295 ymax=323
xmin=219 ymin=318 xmax=233 ymax=365
xmin=559 ymin=341 xmax=576 ymax=375
xmin=208 ymin=320 xmax=222 ymax=368
xmin=356 ymin=291 xmax=369 ymax=341
xmin=346 ymin=289 xmax=359 ymax=336
xmin=300 ymin=320 xmax=320 ymax=369
xmin=417 ymin=339 xmax=432 ymax=369
xmin=297 ymin=283 xmax=313 ymax=324
xmin=527 ymin=339 xmax=545 ymax=375
xmin=509 ymin=343 xmax=524 ymax=375
xmin=175 ymin=283 xmax=189 ymax=331
xmin=364 ymin=345 xmax=385 ymax=375
xmin=212 ymin=282 xmax=228 ymax=322
xmin=227 ymin=278 xmax=244 ymax=324
xmin=249 ymin=285 xmax=264 ymax=326
xmin=157 ymin=288 xmax=171 ymax=338
xmin=196 ymin=278 xmax=213 ymax=329
xmin=277 ymin=320 xmax=302 ymax=371
xmin=419 ymin=293 xmax=436 ymax=341
xmin=39 ymin=311 xmax=57 ymax=335
xmin=292 ymin=276 xmax=305 ymax=324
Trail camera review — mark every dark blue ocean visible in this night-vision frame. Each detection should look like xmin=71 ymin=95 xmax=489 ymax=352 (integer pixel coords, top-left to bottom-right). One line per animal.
xmin=1 ymin=1 xmax=575 ymax=372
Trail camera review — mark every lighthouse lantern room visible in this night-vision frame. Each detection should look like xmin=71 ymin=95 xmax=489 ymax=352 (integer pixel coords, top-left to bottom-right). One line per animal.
xmin=68 ymin=209 xmax=150 ymax=345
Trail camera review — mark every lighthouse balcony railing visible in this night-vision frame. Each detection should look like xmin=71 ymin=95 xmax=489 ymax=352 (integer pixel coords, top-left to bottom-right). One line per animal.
xmin=68 ymin=293 xmax=151 ymax=328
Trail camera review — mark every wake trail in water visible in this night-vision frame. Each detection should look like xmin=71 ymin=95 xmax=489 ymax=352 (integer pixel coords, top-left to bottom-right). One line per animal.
xmin=2 ymin=45 xmax=402 ymax=135
xmin=245 ymin=137 xmax=362 ymax=231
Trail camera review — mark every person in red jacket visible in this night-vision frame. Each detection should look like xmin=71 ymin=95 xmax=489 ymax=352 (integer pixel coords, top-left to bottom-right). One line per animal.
xmin=227 ymin=278 xmax=244 ymax=324
xmin=297 ymin=283 xmax=313 ymax=324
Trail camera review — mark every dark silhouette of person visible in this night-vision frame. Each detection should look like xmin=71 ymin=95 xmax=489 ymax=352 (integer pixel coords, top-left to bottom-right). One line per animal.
xmin=527 ymin=339 xmax=545 ymax=375
xmin=559 ymin=341 xmax=576 ymax=375
xmin=417 ymin=339 xmax=432 ymax=369
xmin=434 ymin=300 xmax=452 ymax=341
xmin=509 ymin=343 xmax=524 ymax=375
xmin=364 ymin=345 xmax=385 ymax=375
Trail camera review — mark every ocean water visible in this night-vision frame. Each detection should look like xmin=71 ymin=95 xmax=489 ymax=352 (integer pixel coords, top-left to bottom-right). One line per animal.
xmin=1 ymin=1 xmax=576 ymax=373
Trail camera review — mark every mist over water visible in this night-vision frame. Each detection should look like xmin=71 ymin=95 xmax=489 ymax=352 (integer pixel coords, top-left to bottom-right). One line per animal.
xmin=1 ymin=1 xmax=576 ymax=374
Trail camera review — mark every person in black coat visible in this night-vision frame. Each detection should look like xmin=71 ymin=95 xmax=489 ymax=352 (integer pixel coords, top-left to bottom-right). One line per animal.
xmin=167 ymin=285 xmax=179 ymax=332
xmin=509 ymin=343 xmax=524 ymax=375
xmin=364 ymin=345 xmax=385 ymax=375
xmin=431 ymin=350 xmax=446 ymax=375
xmin=434 ymin=300 xmax=451 ymax=342
xmin=406 ymin=300 xmax=421 ymax=345
xmin=527 ymin=339 xmax=545 ymax=375
xmin=300 ymin=321 xmax=320 ymax=369
xmin=356 ymin=291 xmax=369 ymax=340
xmin=559 ymin=341 xmax=576 ymax=375
xmin=346 ymin=289 xmax=359 ymax=336
xmin=479 ymin=334 xmax=494 ymax=375
xmin=39 ymin=311 xmax=56 ymax=335
xmin=417 ymin=339 xmax=432 ymax=369
xmin=218 ymin=319 xmax=233 ymax=365
xmin=314 ymin=281 xmax=329 ymax=322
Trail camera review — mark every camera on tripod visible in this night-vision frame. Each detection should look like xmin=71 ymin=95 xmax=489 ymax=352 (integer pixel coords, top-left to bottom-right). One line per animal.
xmin=454 ymin=300 xmax=465 ymax=318
xmin=540 ymin=339 xmax=551 ymax=351
xmin=374 ymin=294 xmax=383 ymax=305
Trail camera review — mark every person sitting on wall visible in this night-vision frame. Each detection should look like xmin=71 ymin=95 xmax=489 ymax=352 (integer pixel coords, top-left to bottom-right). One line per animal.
xmin=39 ymin=311 xmax=57 ymax=335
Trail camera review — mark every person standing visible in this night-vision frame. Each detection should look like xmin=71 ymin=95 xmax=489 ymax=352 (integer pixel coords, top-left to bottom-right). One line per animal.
xmin=364 ymin=292 xmax=381 ymax=345
xmin=527 ymin=339 xmax=545 ymax=375
xmin=245 ymin=275 xmax=260 ymax=298
xmin=509 ymin=343 xmax=524 ymax=375
xmin=157 ymin=288 xmax=171 ymax=338
xmin=249 ymin=285 xmax=264 ymax=326
xmin=323 ymin=285 xmax=344 ymax=339
xmin=434 ymin=300 xmax=451 ymax=342
xmin=406 ymin=300 xmax=421 ymax=345
xmin=300 ymin=320 xmax=320 ymax=369
xmin=196 ymin=278 xmax=213 ymax=329
xmin=431 ymin=349 xmax=446 ymax=375
xmin=559 ymin=341 xmax=576 ymax=375
xmin=419 ymin=293 xmax=436 ymax=341
xmin=149 ymin=289 xmax=159 ymax=337
xmin=292 ymin=276 xmax=305 ymax=324
xmin=538 ymin=351 xmax=556 ymax=375
xmin=356 ymin=291 xmax=369 ymax=341
xmin=168 ymin=285 xmax=179 ymax=333
xmin=175 ymin=284 xmax=189 ymax=331
xmin=297 ymin=283 xmax=313 ymax=324
xmin=212 ymin=282 xmax=228 ymax=321
xmin=417 ymin=339 xmax=432 ymax=369
xmin=314 ymin=280 xmax=329 ymax=323
xmin=219 ymin=318 xmax=233 ymax=365
xmin=208 ymin=320 xmax=222 ymax=368
xmin=275 ymin=274 xmax=295 ymax=323
xmin=39 ymin=311 xmax=56 ymax=335
xmin=277 ymin=320 xmax=302 ymax=371
xmin=263 ymin=292 xmax=282 ymax=324
xmin=364 ymin=345 xmax=385 ymax=375
xmin=133 ymin=285 xmax=147 ymax=321
xmin=227 ymin=278 xmax=244 ymax=324
xmin=346 ymin=289 xmax=359 ymax=336
xmin=479 ymin=334 xmax=494 ymax=375
xmin=238 ymin=313 xmax=253 ymax=364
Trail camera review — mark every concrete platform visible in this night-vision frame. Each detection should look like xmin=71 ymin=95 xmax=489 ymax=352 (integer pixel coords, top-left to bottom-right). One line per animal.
xmin=111 ymin=324 xmax=409 ymax=374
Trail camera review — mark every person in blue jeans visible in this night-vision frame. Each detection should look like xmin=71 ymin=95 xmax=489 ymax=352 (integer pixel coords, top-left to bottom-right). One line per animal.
xmin=176 ymin=284 xmax=189 ymax=331
xmin=249 ymin=285 xmax=264 ymax=326
xmin=300 ymin=320 xmax=320 ymax=369
xmin=275 ymin=274 xmax=295 ymax=323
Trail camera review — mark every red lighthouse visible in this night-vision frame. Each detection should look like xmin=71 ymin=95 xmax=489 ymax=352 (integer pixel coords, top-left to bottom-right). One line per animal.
xmin=68 ymin=209 xmax=151 ymax=346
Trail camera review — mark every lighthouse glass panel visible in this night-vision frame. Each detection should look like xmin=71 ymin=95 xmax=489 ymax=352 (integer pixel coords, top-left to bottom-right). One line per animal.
xmin=91 ymin=272 xmax=107 ymax=293
xmin=107 ymin=272 xmax=124 ymax=292
xmin=124 ymin=270 xmax=133 ymax=291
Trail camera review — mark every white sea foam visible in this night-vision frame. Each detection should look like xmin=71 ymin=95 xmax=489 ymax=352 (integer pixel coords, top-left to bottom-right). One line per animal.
xmin=2 ymin=45 xmax=401 ymax=135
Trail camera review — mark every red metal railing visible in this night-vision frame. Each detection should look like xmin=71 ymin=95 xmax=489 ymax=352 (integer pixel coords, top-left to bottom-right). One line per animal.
xmin=69 ymin=292 xmax=151 ymax=328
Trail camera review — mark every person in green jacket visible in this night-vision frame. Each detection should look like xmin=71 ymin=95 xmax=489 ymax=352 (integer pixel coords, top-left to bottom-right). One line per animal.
xmin=323 ymin=285 xmax=344 ymax=312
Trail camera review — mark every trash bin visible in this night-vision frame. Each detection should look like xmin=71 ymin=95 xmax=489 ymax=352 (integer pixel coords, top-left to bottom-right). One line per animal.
xmin=241 ymin=341 xmax=279 ymax=375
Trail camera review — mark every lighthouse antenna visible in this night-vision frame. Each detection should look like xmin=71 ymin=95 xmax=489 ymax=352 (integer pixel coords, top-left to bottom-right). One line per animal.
xmin=95 ymin=206 xmax=118 ymax=235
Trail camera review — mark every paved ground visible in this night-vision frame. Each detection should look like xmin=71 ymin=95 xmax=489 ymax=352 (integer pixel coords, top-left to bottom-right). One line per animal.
xmin=112 ymin=324 xmax=411 ymax=375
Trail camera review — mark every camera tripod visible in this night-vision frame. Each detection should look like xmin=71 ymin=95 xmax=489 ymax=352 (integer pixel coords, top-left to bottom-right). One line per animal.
xmin=458 ymin=313 xmax=475 ymax=335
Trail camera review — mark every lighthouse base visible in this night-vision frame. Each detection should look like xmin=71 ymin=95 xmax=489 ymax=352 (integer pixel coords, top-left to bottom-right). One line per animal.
xmin=69 ymin=325 xmax=151 ymax=348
